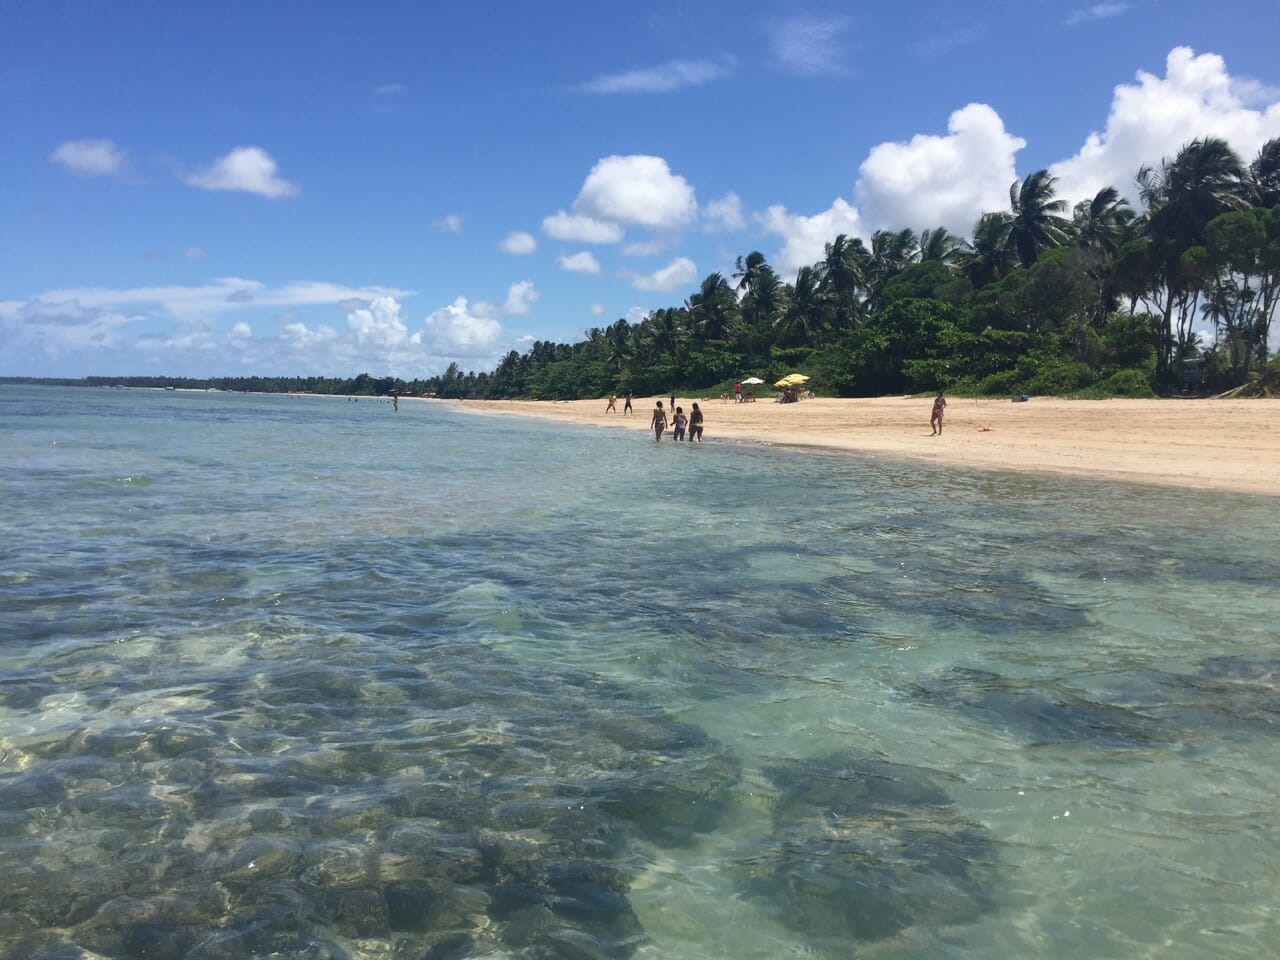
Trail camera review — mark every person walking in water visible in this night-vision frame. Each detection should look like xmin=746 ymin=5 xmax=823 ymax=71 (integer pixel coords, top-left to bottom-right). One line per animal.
xmin=623 ymin=390 xmax=633 ymax=415
xmin=930 ymin=389 xmax=947 ymax=435
xmin=672 ymin=406 xmax=687 ymax=441
xmin=650 ymin=400 xmax=668 ymax=441
xmin=688 ymin=402 xmax=704 ymax=442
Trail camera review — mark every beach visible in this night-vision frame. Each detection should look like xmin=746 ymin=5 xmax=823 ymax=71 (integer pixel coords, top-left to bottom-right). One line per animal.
xmin=454 ymin=395 xmax=1280 ymax=497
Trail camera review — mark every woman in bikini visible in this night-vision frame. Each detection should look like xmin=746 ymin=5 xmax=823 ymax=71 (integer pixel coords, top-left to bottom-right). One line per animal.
xmin=650 ymin=400 xmax=668 ymax=441
xmin=930 ymin=389 xmax=947 ymax=435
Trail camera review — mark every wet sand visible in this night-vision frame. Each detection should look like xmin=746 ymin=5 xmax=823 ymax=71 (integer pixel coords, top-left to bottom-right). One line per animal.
xmin=447 ymin=395 xmax=1279 ymax=497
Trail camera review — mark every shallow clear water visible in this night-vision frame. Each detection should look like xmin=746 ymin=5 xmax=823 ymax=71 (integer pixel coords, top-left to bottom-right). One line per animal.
xmin=1 ymin=384 xmax=1277 ymax=960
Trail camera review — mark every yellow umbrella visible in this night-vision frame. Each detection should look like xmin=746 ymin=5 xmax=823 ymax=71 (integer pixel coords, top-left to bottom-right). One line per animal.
xmin=774 ymin=373 xmax=810 ymax=388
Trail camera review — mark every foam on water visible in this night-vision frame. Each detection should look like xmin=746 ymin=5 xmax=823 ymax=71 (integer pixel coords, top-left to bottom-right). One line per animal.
xmin=2 ymin=384 xmax=1278 ymax=959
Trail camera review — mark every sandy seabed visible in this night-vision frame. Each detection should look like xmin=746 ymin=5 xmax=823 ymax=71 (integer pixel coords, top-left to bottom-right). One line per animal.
xmin=443 ymin=394 xmax=1279 ymax=498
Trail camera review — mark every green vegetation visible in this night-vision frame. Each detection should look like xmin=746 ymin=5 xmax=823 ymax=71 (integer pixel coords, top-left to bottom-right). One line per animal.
xmin=10 ymin=137 xmax=1277 ymax=403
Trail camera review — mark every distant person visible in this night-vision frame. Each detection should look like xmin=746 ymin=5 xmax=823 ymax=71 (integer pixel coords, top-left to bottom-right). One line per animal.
xmin=392 ymin=394 xmax=399 ymax=412
xmin=606 ymin=394 xmax=617 ymax=414
xmin=672 ymin=406 xmax=687 ymax=441
xmin=669 ymin=391 xmax=676 ymax=413
xmin=623 ymin=390 xmax=633 ymax=415
xmin=734 ymin=382 xmax=742 ymax=403
xmin=688 ymin=402 xmax=704 ymax=442
xmin=650 ymin=400 xmax=667 ymax=441
xmin=931 ymin=389 xmax=947 ymax=435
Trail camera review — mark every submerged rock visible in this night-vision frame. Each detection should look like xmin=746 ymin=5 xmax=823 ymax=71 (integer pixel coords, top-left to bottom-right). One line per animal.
xmin=740 ymin=751 xmax=1000 ymax=951
xmin=0 ymin=644 xmax=739 ymax=959
xmin=911 ymin=668 xmax=1165 ymax=747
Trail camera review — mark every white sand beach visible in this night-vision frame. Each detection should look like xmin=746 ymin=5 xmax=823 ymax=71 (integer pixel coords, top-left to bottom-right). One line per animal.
xmin=447 ymin=395 xmax=1280 ymax=497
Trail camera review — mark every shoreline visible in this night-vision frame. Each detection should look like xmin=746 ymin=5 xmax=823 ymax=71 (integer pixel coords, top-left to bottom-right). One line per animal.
xmin=443 ymin=395 xmax=1280 ymax=498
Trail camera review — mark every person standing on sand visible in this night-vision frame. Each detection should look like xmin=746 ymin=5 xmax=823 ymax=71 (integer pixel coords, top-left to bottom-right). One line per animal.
xmin=623 ymin=390 xmax=633 ymax=415
xmin=734 ymin=382 xmax=741 ymax=403
xmin=606 ymin=394 xmax=617 ymax=414
xmin=669 ymin=391 xmax=676 ymax=414
xmin=931 ymin=389 xmax=947 ymax=435
xmin=688 ymin=402 xmax=704 ymax=442
xmin=650 ymin=400 xmax=668 ymax=441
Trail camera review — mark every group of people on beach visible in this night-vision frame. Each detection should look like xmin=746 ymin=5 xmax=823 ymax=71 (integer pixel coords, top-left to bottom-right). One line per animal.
xmin=649 ymin=399 xmax=703 ymax=442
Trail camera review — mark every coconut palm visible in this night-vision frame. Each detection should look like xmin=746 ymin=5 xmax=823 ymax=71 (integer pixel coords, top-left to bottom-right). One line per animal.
xmin=817 ymin=234 xmax=869 ymax=326
xmin=918 ymin=226 xmax=966 ymax=263
xmin=776 ymin=266 xmax=830 ymax=346
xmin=685 ymin=272 xmax=738 ymax=341
xmin=864 ymin=229 xmax=920 ymax=313
xmin=1007 ymin=169 xmax=1073 ymax=268
xmin=955 ymin=212 xmax=1015 ymax=287
xmin=1072 ymin=186 xmax=1136 ymax=256
xmin=1138 ymin=137 xmax=1249 ymax=249
xmin=1248 ymin=137 xmax=1280 ymax=208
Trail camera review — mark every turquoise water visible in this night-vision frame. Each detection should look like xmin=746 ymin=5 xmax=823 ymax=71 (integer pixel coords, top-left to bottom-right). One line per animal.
xmin=1 ymin=384 xmax=1278 ymax=960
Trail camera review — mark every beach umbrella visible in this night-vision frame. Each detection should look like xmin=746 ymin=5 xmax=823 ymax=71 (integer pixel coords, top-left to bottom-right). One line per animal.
xmin=774 ymin=373 xmax=810 ymax=388
xmin=741 ymin=377 xmax=765 ymax=385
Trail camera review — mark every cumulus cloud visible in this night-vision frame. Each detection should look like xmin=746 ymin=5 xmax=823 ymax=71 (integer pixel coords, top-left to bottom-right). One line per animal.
xmin=347 ymin=296 xmax=410 ymax=347
xmin=856 ymin=103 xmax=1026 ymax=235
xmin=573 ymin=155 xmax=697 ymax=230
xmin=503 ymin=280 xmax=539 ymax=315
xmin=500 ymin=231 xmax=537 ymax=254
xmin=183 ymin=146 xmax=299 ymax=198
xmin=702 ymin=192 xmax=746 ymax=232
xmin=760 ymin=198 xmax=865 ymax=276
xmin=423 ymin=297 xmax=503 ymax=355
xmin=542 ymin=210 xmax=624 ymax=243
xmin=51 ymin=139 xmax=128 ymax=177
xmin=434 ymin=213 xmax=463 ymax=233
xmin=1050 ymin=47 xmax=1280 ymax=207
xmin=621 ymin=257 xmax=697 ymax=292
xmin=559 ymin=251 xmax=602 ymax=274
xmin=578 ymin=59 xmax=732 ymax=94
xmin=770 ymin=16 xmax=849 ymax=76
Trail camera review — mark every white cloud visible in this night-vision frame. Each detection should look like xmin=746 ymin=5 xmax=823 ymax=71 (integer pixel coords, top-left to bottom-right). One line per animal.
xmin=434 ymin=213 xmax=463 ymax=233
xmin=621 ymin=257 xmax=697 ymax=292
xmin=770 ymin=16 xmax=849 ymax=76
xmin=1065 ymin=3 xmax=1129 ymax=26
xmin=590 ymin=303 xmax=606 ymax=317
xmin=230 ymin=321 xmax=251 ymax=338
xmin=856 ymin=103 xmax=1026 ymax=235
xmin=578 ymin=59 xmax=732 ymax=94
xmin=542 ymin=210 xmax=624 ymax=243
xmin=559 ymin=251 xmax=602 ymax=274
xmin=702 ymin=192 xmax=746 ymax=232
xmin=499 ymin=231 xmax=538 ymax=254
xmin=625 ymin=306 xmax=649 ymax=324
xmin=51 ymin=138 xmax=128 ymax=177
xmin=622 ymin=239 xmax=665 ymax=257
xmin=347 ymin=296 xmax=410 ymax=347
xmin=503 ymin=280 xmax=539 ymax=315
xmin=573 ymin=155 xmax=697 ymax=230
xmin=183 ymin=146 xmax=299 ymax=198
xmin=185 ymin=246 xmax=206 ymax=260
xmin=1051 ymin=47 xmax=1280 ymax=208
xmin=423 ymin=297 xmax=503 ymax=355
xmin=760 ymin=198 xmax=865 ymax=276
xmin=374 ymin=83 xmax=405 ymax=95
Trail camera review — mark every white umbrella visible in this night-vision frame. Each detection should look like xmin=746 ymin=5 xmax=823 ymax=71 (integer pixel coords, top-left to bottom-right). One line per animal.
xmin=741 ymin=377 xmax=765 ymax=384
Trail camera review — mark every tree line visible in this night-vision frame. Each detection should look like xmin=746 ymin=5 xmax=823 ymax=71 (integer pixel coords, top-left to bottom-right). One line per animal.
xmin=443 ymin=135 xmax=1279 ymax=401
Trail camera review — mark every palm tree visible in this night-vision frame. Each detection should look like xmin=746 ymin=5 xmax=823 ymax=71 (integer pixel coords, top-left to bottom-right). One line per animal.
xmin=685 ymin=272 xmax=738 ymax=341
xmin=1248 ymin=137 xmax=1280 ymax=208
xmin=955 ymin=212 xmax=1015 ymax=287
xmin=1072 ymin=186 xmax=1135 ymax=256
xmin=918 ymin=226 xmax=966 ymax=263
xmin=732 ymin=251 xmax=768 ymax=294
xmin=1007 ymin=169 xmax=1073 ymax=268
xmin=776 ymin=266 xmax=830 ymax=346
xmin=817 ymin=234 xmax=869 ymax=327
xmin=864 ymin=229 xmax=919 ymax=313
xmin=1138 ymin=137 xmax=1249 ymax=248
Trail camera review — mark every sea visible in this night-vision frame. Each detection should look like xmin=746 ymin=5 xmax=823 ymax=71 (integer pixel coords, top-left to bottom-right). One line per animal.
xmin=1 ymin=383 xmax=1277 ymax=960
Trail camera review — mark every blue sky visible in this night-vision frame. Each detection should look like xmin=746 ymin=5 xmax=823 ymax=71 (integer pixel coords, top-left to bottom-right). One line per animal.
xmin=4 ymin=0 xmax=1280 ymax=379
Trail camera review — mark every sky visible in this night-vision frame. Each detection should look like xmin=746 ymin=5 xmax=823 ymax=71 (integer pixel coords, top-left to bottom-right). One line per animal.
xmin=4 ymin=0 xmax=1280 ymax=380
